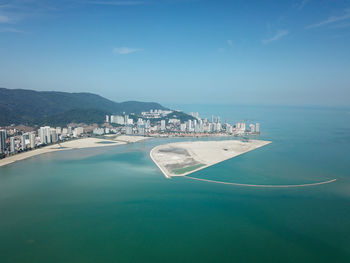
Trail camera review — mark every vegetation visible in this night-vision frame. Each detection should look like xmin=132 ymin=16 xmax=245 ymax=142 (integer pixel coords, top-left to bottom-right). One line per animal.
xmin=0 ymin=88 xmax=167 ymax=126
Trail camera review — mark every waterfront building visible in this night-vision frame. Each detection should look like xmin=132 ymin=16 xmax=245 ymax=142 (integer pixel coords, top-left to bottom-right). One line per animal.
xmin=199 ymin=119 xmax=204 ymax=132
xmin=106 ymin=115 xmax=110 ymax=123
xmin=137 ymin=124 xmax=146 ymax=135
xmin=111 ymin=115 xmax=124 ymax=125
xmin=226 ymin=124 xmax=233 ymax=134
xmin=236 ymin=122 xmax=246 ymax=132
xmin=73 ymin=127 xmax=84 ymax=137
xmin=256 ymin=123 xmax=260 ymax=133
xmin=39 ymin=126 xmax=51 ymax=145
xmin=187 ymin=120 xmax=193 ymax=132
xmin=21 ymin=135 xmax=26 ymax=150
xmin=51 ymin=129 xmax=58 ymax=143
xmin=180 ymin=123 xmax=186 ymax=132
xmin=56 ymin=127 xmax=62 ymax=135
xmin=126 ymin=124 xmax=133 ymax=135
xmin=127 ymin=118 xmax=134 ymax=125
xmin=93 ymin=128 xmax=104 ymax=135
xmin=249 ymin=124 xmax=256 ymax=133
xmin=29 ymin=132 xmax=36 ymax=148
xmin=0 ymin=129 xmax=6 ymax=153
xmin=10 ymin=137 xmax=15 ymax=153
xmin=160 ymin=120 xmax=166 ymax=131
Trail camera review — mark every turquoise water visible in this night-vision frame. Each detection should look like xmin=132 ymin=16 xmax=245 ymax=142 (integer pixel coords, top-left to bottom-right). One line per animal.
xmin=1 ymin=105 xmax=350 ymax=263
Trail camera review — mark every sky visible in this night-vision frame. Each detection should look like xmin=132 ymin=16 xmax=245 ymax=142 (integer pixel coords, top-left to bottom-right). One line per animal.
xmin=0 ymin=0 xmax=350 ymax=107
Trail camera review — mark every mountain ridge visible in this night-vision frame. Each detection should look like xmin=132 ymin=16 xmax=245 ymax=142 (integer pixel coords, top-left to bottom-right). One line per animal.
xmin=0 ymin=87 xmax=168 ymax=126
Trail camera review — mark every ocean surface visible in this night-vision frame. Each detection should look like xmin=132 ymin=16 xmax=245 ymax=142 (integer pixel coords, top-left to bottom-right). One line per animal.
xmin=1 ymin=105 xmax=350 ymax=263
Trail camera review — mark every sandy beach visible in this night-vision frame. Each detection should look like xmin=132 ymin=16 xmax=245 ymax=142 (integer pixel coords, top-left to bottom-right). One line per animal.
xmin=0 ymin=137 xmax=125 ymax=168
xmin=150 ymin=139 xmax=271 ymax=178
xmin=103 ymin=134 xmax=150 ymax=143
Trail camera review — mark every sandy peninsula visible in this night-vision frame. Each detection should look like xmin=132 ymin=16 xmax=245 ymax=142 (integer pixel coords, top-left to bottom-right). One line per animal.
xmin=0 ymin=137 xmax=125 ymax=168
xmin=150 ymin=139 xmax=271 ymax=178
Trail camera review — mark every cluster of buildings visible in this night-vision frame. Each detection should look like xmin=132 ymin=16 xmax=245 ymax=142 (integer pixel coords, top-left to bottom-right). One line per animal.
xmin=0 ymin=125 xmax=85 ymax=156
xmin=102 ymin=110 xmax=260 ymax=137
xmin=0 ymin=109 xmax=261 ymax=158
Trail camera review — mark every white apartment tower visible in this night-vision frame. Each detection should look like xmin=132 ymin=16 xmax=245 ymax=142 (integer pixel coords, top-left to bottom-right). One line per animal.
xmin=160 ymin=120 xmax=166 ymax=131
xmin=0 ymin=129 xmax=6 ymax=153
xmin=255 ymin=123 xmax=260 ymax=133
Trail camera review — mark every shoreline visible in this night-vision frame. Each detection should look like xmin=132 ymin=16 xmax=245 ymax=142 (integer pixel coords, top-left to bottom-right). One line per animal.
xmin=0 ymin=136 xmax=149 ymax=168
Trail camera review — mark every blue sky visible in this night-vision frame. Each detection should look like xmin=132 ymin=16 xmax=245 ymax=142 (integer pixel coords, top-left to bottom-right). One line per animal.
xmin=0 ymin=0 xmax=350 ymax=106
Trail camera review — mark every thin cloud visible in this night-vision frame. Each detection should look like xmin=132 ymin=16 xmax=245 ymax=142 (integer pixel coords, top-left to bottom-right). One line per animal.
xmin=0 ymin=27 xmax=23 ymax=33
xmin=331 ymin=23 xmax=350 ymax=29
xmin=113 ymin=47 xmax=143 ymax=55
xmin=85 ymin=1 xmax=144 ymax=6
xmin=306 ymin=9 xmax=350 ymax=29
xmin=262 ymin=30 xmax=289 ymax=44
xmin=297 ymin=0 xmax=309 ymax=10
xmin=227 ymin=39 xmax=233 ymax=46
xmin=0 ymin=14 xmax=10 ymax=23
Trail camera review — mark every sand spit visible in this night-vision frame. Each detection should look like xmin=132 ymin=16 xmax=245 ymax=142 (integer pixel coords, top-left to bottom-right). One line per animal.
xmin=150 ymin=140 xmax=271 ymax=178
xmin=0 ymin=137 xmax=125 ymax=168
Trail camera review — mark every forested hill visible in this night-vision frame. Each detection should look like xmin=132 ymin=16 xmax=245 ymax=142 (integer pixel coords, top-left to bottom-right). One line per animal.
xmin=0 ymin=88 xmax=167 ymax=126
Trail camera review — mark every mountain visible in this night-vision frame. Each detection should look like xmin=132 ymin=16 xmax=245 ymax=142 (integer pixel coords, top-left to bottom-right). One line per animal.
xmin=0 ymin=88 xmax=168 ymax=126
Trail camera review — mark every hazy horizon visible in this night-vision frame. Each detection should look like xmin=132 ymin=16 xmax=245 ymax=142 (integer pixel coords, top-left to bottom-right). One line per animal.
xmin=1 ymin=0 xmax=350 ymax=107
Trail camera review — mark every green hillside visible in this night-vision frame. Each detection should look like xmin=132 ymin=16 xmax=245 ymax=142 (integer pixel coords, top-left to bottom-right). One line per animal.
xmin=0 ymin=88 xmax=167 ymax=126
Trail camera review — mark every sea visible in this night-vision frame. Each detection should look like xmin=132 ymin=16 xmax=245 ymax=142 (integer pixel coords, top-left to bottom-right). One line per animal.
xmin=0 ymin=105 xmax=349 ymax=263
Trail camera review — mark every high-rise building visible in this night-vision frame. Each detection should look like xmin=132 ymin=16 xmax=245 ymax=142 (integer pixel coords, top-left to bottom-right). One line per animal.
xmin=56 ymin=127 xmax=62 ymax=135
xmin=106 ymin=115 xmax=110 ymax=123
xmin=226 ymin=124 xmax=233 ymax=134
xmin=187 ymin=120 xmax=192 ymax=132
xmin=180 ymin=123 xmax=186 ymax=132
xmin=73 ymin=127 xmax=84 ymax=137
xmin=249 ymin=124 xmax=256 ymax=133
xmin=0 ymin=129 xmax=6 ymax=153
xmin=39 ymin=126 xmax=51 ymax=144
xmin=51 ymin=129 xmax=58 ymax=143
xmin=145 ymin=120 xmax=151 ymax=129
xmin=29 ymin=132 xmax=36 ymax=148
xmin=160 ymin=120 xmax=166 ymax=131
xmin=124 ymin=115 xmax=129 ymax=125
xmin=126 ymin=124 xmax=133 ymax=135
xmin=137 ymin=124 xmax=146 ymax=135
xmin=10 ymin=137 xmax=15 ymax=153
xmin=199 ymin=119 xmax=204 ymax=132
xmin=112 ymin=115 xmax=125 ymax=125
xmin=216 ymin=122 xmax=222 ymax=132
xmin=255 ymin=123 xmax=260 ymax=133
xmin=21 ymin=135 xmax=26 ymax=150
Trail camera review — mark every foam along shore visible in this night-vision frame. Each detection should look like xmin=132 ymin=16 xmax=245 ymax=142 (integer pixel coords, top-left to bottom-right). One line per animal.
xmin=0 ymin=137 xmax=125 ymax=168
xmin=150 ymin=140 xmax=271 ymax=178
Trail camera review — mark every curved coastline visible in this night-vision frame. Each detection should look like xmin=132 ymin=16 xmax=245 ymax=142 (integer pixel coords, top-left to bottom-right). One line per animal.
xmin=0 ymin=136 xmax=150 ymax=168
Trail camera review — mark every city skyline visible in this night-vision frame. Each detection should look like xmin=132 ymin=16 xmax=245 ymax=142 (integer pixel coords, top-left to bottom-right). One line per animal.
xmin=1 ymin=0 xmax=350 ymax=107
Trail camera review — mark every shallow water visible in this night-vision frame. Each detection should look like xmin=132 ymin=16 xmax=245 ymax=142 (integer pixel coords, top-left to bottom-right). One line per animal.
xmin=1 ymin=105 xmax=349 ymax=263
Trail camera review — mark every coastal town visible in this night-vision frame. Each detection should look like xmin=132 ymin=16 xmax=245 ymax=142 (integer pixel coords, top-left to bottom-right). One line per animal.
xmin=0 ymin=109 xmax=260 ymax=160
